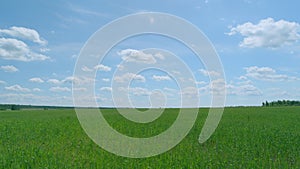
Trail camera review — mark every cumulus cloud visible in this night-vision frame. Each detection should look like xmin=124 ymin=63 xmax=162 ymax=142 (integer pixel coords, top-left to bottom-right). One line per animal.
xmin=100 ymin=87 xmax=112 ymax=92
xmin=33 ymin=88 xmax=42 ymax=92
xmin=119 ymin=87 xmax=150 ymax=96
xmin=116 ymin=64 xmax=124 ymax=71
xmin=63 ymin=76 xmax=95 ymax=85
xmin=245 ymin=66 xmax=299 ymax=81
xmin=47 ymin=76 xmax=95 ymax=85
xmin=199 ymin=69 xmax=221 ymax=77
xmin=81 ymin=66 xmax=93 ymax=72
xmin=73 ymin=87 xmax=87 ymax=92
xmin=227 ymin=83 xmax=262 ymax=96
xmin=228 ymin=18 xmax=300 ymax=48
xmin=198 ymin=78 xmax=261 ymax=96
xmin=29 ymin=77 xmax=44 ymax=83
xmin=206 ymin=78 xmax=226 ymax=95
xmin=49 ymin=86 xmax=71 ymax=92
xmin=152 ymin=75 xmax=171 ymax=81
xmin=180 ymin=87 xmax=199 ymax=98
xmin=40 ymin=47 xmax=50 ymax=53
xmin=47 ymin=79 xmax=61 ymax=85
xmin=114 ymin=73 xmax=146 ymax=83
xmin=154 ymin=53 xmax=165 ymax=60
xmin=102 ymin=78 xmax=110 ymax=82
xmin=118 ymin=49 xmax=157 ymax=64
xmin=0 ymin=26 xmax=47 ymax=45
xmin=94 ymin=64 xmax=111 ymax=72
xmin=0 ymin=38 xmax=49 ymax=61
xmin=195 ymin=81 xmax=207 ymax=85
xmin=5 ymin=84 xmax=30 ymax=92
xmin=0 ymin=65 xmax=18 ymax=72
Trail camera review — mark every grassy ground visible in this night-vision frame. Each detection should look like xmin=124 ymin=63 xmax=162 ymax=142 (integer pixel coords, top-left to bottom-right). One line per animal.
xmin=0 ymin=107 xmax=299 ymax=168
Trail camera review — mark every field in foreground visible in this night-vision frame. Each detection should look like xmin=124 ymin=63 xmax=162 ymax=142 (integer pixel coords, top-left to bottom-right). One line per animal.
xmin=0 ymin=107 xmax=299 ymax=168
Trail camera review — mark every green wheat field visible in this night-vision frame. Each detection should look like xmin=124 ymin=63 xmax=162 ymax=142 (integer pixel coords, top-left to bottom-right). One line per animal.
xmin=1 ymin=107 xmax=299 ymax=168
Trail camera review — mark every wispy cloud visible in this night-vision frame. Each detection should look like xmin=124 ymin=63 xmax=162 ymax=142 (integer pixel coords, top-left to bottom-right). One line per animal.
xmin=68 ymin=4 xmax=108 ymax=18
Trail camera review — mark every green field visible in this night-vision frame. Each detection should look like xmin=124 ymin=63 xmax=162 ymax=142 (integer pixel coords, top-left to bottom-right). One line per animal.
xmin=0 ymin=107 xmax=299 ymax=168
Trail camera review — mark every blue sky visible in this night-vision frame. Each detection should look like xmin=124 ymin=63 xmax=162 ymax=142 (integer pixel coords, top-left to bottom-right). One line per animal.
xmin=0 ymin=0 xmax=300 ymax=107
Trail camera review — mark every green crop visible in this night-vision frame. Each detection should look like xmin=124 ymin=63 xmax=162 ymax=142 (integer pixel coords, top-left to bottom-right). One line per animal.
xmin=0 ymin=107 xmax=299 ymax=168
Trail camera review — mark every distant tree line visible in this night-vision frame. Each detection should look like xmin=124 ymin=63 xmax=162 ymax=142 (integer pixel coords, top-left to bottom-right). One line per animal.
xmin=262 ymin=100 xmax=300 ymax=107
xmin=0 ymin=104 xmax=74 ymax=111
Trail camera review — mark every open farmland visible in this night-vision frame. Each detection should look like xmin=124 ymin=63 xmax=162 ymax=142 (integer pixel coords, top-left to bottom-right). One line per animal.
xmin=0 ymin=107 xmax=300 ymax=168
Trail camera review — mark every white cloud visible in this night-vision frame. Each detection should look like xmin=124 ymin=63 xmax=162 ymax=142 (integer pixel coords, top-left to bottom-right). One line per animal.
xmin=114 ymin=73 xmax=146 ymax=83
xmin=63 ymin=76 xmax=95 ymax=85
xmin=47 ymin=79 xmax=61 ymax=85
xmin=198 ymin=78 xmax=261 ymax=96
xmin=5 ymin=84 xmax=30 ymax=92
xmin=0 ymin=65 xmax=18 ymax=72
xmin=163 ymin=87 xmax=178 ymax=96
xmin=245 ymin=66 xmax=299 ymax=81
xmin=180 ymin=87 xmax=199 ymax=98
xmin=49 ymin=86 xmax=71 ymax=92
xmin=0 ymin=80 xmax=6 ymax=85
xmin=40 ymin=47 xmax=50 ymax=53
xmin=154 ymin=53 xmax=165 ymax=60
xmin=208 ymin=78 xmax=226 ymax=95
xmin=130 ymin=87 xmax=150 ymax=96
xmin=0 ymin=38 xmax=50 ymax=61
xmin=119 ymin=87 xmax=150 ymax=96
xmin=118 ymin=49 xmax=157 ymax=64
xmin=152 ymin=75 xmax=171 ymax=81
xmin=81 ymin=66 xmax=93 ymax=72
xmin=73 ymin=87 xmax=87 ymax=92
xmin=228 ymin=18 xmax=300 ymax=48
xmin=94 ymin=64 xmax=111 ymax=72
xmin=100 ymin=87 xmax=112 ymax=92
xmin=171 ymin=70 xmax=181 ymax=76
xmin=195 ymin=81 xmax=207 ymax=85
xmin=47 ymin=76 xmax=95 ymax=85
xmin=238 ymin=76 xmax=248 ymax=80
xmin=63 ymin=76 xmax=76 ymax=84
xmin=0 ymin=26 xmax=47 ymax=45
xmin=102 ymin=78 xmax=110 ymax=82
xmin=199 ymin=69 xmax=221 ymax=77
xmin=69 ymin=4 xmax=107 ymax=17
xmin=116 ymin=64 xmax=124 ymax=71
xmin=33 ymin=88 xmax=42 ymax=92
xmin=227 ymin=84 xmax=262 ymax=96
xmin=29 ymin=77 xmax=44 ymax=83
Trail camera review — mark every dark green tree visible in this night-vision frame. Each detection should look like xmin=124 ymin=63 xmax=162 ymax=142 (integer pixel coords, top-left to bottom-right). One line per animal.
xmin=265 ymin=101 xmax=269 ymax=107
xmin=11 ymin=105 xmax=20 ymax=110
